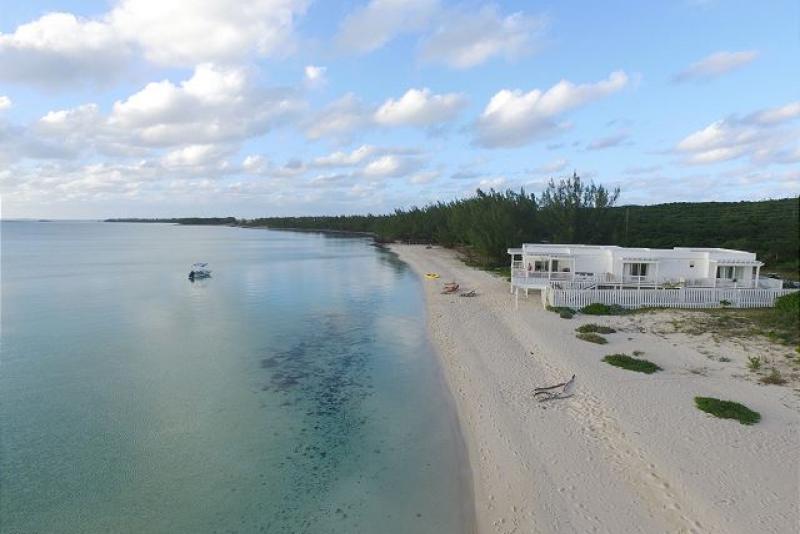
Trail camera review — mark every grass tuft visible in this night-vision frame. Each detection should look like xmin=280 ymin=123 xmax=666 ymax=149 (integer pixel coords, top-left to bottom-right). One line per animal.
xmin=694 ymin=397 xmax=761 ymax=425
xmin=576 ymin=332 xmax=608 ymax=344
xmin=602 ymin=354 xmax=662 ymax=374
xmin=759 ymin=368 xmax=787 ymax=385
xmin=746 ymin=356 xmax=762 ymax=370
xmin=576 ymin=324 xmax=616 ymax=334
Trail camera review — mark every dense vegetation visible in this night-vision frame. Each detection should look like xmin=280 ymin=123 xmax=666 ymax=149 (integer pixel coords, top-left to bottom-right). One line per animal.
xmin=242 ymin=178 xmax=798 ymax=272
xmin=107 ymin=175 xmax=799 ymax=273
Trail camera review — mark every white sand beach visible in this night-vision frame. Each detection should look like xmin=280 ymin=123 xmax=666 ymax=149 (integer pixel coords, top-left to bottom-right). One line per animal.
xmin=392 ymin=244 xmax=799 ymax=534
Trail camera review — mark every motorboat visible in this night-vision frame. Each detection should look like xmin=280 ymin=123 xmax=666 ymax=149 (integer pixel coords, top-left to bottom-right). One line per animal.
xmin=188 ymin=262 xmax=212 ymax=281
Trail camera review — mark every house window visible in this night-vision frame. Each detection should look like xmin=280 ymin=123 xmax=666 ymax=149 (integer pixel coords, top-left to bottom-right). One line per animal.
xmin=534 ymin=260 xmax=546 ymax=272
xmin=716 ymin=266 xmax=735 ymax=279
xmin=627 ymin=263 xmax=648 ymax=277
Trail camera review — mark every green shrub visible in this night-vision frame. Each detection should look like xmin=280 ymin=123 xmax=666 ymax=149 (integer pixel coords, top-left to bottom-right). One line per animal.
xmin=580 ymin=303 xmax=629 ymax=315
xmin=746 ymin=356 xmax=762 ymax=370
xmin=774 ymin=292 xmax=799 ymax=324
xmin=602 ymin=354 xmax=662 ymax=374
xmin=694 ymin=397 xmax=761 ymax=425
xmin=547 ymin=306 xmax=575 ymax=319
xmin=576 ymin=332 xmax=608 ymax=344
xmin=759 ymin=368 xmax=787 ymax=385
xmin=576 ymin=324 xmax=616 ymax=334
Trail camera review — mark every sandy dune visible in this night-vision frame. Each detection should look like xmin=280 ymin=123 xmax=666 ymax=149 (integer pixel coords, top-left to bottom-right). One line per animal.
xmin=391 ymin=244 xmax=799 ymax=534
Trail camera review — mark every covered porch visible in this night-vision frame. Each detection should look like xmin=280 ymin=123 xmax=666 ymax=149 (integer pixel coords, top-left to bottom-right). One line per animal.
xmin=713 ymin=259 xmax=763 ymax=288
xmin=509 ymin=248 xmax=577 ymax=289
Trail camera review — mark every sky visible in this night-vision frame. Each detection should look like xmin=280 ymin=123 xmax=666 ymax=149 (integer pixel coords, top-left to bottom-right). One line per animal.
xmin=0 ymin=0 xmax=798 ymax=219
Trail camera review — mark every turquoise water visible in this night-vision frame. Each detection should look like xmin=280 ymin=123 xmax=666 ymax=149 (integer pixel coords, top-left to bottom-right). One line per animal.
xmin=1 ymin=222 xmax=471 ymax=533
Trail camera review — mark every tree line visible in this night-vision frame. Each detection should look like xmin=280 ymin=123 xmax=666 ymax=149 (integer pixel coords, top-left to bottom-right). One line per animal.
xmin=107 ymin=175 xmax=799 ymax=273
xmin=242 ymin=175 xmax=798 ymax=272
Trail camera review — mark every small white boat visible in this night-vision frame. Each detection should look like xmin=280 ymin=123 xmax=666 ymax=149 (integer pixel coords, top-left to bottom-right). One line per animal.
xmin=188 ymin=262 xmax=212 ymax=281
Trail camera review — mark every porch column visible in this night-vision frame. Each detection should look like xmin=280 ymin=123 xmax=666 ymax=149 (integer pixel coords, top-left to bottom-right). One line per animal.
xmin=754 ymin=265 xmax=760 ymax=288
xmin=548 ymin=257 xmax=552 ymax=281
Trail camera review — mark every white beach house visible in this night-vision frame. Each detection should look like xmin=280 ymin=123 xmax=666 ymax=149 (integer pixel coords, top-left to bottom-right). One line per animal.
xmin=507 ymin=244 xmax=789 ymax=309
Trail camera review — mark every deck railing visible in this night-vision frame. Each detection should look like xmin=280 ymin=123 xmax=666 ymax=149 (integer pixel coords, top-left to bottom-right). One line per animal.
xmin=543 ymin=287 xmax=796 ymax=309
xmin=511 ymin=270 xmax=776 ymax=290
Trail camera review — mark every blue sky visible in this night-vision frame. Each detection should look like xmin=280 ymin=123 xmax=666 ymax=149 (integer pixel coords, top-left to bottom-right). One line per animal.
xmin=1 ymin=0 xmax=797 ymax=218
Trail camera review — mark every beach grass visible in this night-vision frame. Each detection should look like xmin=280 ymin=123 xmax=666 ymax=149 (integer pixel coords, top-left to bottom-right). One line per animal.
xmin=580 ymin=303 xmax=630 ymax=315
xmin=659 ymin=292 xmax=799 ymax=346
xmin=576 ymin=332 xmax=608 ymax=344
xmin=694 ymin=397 xmax=761 ymax=425
xmin=602 ymin=354 xmax=662 ymax=374
xmin=759 ymin=368 xmax=787 ymax=385
xmin=576 ymin=324 xmax=616 ymax=334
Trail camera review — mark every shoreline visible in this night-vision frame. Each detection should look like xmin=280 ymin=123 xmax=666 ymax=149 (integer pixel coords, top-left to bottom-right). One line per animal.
xmin=391 ymin=243 xmax=798 ymax=534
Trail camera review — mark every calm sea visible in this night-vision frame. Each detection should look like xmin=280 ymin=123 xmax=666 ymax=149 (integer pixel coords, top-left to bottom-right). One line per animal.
xmin=0 ymin=221 xmax=471 ymax=533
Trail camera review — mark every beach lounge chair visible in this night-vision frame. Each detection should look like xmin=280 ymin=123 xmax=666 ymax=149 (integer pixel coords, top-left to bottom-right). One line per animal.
xmin=533 ymin=375 xmax=576 ymax=401
xmin=441 ymin=283 xmax=460 ymax=294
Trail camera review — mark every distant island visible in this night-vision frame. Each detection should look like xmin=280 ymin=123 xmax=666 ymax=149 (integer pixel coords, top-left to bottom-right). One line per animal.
xmin=106 ymin=217 xmax=237 ymax=225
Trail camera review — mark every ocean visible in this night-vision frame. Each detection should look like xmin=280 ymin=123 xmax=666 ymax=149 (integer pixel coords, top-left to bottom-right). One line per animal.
xmin=0 ymin=221 xmax=471 ymax=533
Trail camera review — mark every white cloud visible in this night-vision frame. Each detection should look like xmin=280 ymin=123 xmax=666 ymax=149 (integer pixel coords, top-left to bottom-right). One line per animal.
xmin=313 ymin=145 xmax=376 ymax=166
xmin=241 ymin=155 xmax=306 ymax=177
xmin=29 ymin=64 xmax=304 ymax=161
xmin=675 ymin=102 xmax=800 ymax=165
xmin=586 ymin=131 xmax=630 ymax=150
xmin=336 ymin=0 xmax=439 ymax=54
xmin=108 ymin=63 xmax=303 ymax=146
xmin=474 ymin=71 xmax=629 ymax=148
xmin=362 ymin=155 xmax=422 ymax=177
xmin=243 ymin=155 xmax=268 ymax=173
xmin=0 ymin=1 xmax=308 ymax=87
xmin=409 ymin=170 xmax=439 ymax=184
xmin=0 ymin=12 xmax=129 ymax=87
xmin=534 ymin=158 xmax=568 ymax=174
xmin=420 ymin=6 xmax=545 ymax=69
xmin=477 ymin=176 xmax=507 ymax=190
xmin=0 ymin=96 xmax=11 ymax=110
xmin=374 ymin=88 xmax=466 ymax=126
xmin=304 ymin=93 xmax=370 ymax=141
xmin=744 ymin=101 xmax=800 ymax=125
xmin=162 ymin=144 xmax=229 ymax=168
xmin=304 ymin=65 xmax=327 ymax=88
xmin=673 ymin=50 xmax=758 ymax=83
xmin=109 ymin=0 xmax=308 ymax=66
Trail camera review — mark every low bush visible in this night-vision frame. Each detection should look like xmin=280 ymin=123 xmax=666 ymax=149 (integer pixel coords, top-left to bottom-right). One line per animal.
xmin=602 ymin=354 xmax=662 ymax=374
xmin=547 ymin=306 xmax=575 ymax=319
xmin=580 ymin=303 xmax=630 ymax=315
xmin=576 ymin=324 xmax=616 ymax=334
xmin=759 ymin=368 xmax=787 ymax=385
xmin=576 ymin=332 xmax=608 ymax=344
xmin=694 ymin=397 xmax=761 ymax=425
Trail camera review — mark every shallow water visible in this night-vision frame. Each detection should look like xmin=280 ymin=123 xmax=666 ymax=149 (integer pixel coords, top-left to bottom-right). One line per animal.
xmin=1 ymin=222 xmax=471 ymax=533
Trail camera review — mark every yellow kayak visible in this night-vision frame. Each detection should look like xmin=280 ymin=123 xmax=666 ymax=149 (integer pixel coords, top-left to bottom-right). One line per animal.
xmin=424 ymin=272 xmax=440 ymax=279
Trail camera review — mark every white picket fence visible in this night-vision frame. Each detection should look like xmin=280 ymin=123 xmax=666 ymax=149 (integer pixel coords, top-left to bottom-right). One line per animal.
xmin=544 ymin=287 xmax=797 ymax=310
